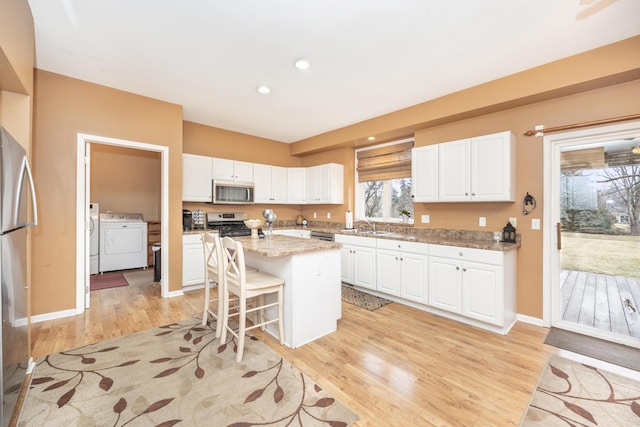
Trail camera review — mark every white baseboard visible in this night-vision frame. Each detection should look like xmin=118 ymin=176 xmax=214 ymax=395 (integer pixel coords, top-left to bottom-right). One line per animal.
xmin=30 ymin=308 xmax=79 ymax=324
xmin=517 ymin=313 xmax=545 ymax=327
xmin=165 ymin=289 xmax=185 ymax=298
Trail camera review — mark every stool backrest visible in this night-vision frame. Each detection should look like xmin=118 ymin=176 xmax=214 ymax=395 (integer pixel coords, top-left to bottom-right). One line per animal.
xmin=203 ymin=232 xmax=223 ymax=284
xmin=221 ymin=236 xmax=246 ymax=293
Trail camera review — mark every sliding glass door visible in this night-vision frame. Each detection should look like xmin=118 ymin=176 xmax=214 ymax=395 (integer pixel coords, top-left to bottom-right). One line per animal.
xmin=544 ymin=121 xmax=640 ymax=348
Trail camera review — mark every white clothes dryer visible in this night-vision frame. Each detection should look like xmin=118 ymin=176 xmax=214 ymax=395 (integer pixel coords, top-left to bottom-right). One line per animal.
xmin=99 ymin=212 xmax=148 ymax=273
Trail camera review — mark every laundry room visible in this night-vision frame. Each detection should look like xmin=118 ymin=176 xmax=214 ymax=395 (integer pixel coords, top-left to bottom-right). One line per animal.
xmin=89 ymin=143 xmax=161 ymax=290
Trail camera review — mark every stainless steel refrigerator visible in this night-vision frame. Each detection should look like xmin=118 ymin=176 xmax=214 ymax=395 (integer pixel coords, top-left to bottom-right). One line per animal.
xmin=0 ymin=127 xmax=37 ymax=426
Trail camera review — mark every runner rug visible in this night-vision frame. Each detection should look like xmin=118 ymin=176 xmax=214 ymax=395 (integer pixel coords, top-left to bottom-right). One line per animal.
xmin=341 ymin=284 xmax=392 ymax=311
xmin=545 ymin=327 xmax=640 ymax=372
xmin=89 ymin=271 xmax=129 ymax=291
xmin=19 ymin=318 xmax=359 ymax=427
xmin=519 ymin=354 xmax=640 ymax=426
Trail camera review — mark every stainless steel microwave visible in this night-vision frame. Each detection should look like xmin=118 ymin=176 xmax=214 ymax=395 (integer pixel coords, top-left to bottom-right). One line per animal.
xmin=211 ymin=180 xmax=255 ymax=204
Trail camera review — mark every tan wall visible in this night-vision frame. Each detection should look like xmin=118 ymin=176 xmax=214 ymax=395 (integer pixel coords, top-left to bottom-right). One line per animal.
xmin=90 ymin=144 xmax=161 ymax=221
xmin=0 ymin=0 xmax=34 ymax=95
xmin=0 ymin=0 xmax=36 ymax=355
xmin=31 ymin=70 xmax=183 ymax=315
xmin=291 ymin=80 xmax=640 ymax=319
xmin=414 ymin=80 xmax=640 ymax=318
xmin=182 ymin=121 xmax=304 ymax=220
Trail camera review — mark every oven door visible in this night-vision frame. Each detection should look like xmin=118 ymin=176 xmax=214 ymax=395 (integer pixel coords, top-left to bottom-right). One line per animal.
xmin=211 ymin=180 xmax=254 ymax=204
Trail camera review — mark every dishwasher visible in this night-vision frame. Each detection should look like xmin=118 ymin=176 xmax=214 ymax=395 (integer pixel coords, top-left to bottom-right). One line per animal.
xmin=309 ymin=230 xmax=335 ymax=242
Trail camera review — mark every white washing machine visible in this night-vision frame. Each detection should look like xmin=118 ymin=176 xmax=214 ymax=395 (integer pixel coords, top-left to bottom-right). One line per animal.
xmin=99 ymin=212 xmax=148 ymax=273
xmin=89 ymin=203 xmax=100 ymax=274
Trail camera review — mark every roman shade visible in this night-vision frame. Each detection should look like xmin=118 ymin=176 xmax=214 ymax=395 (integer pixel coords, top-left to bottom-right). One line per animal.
xmin=357 ymin=141 xmax=414 ymax=182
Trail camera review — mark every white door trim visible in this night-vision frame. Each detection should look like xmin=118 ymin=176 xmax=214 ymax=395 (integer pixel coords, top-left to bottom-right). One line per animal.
xmin=76 ymin=133 xmax=170 ymax=313
xmin=543 ymin=120 xmax=640 ymax=347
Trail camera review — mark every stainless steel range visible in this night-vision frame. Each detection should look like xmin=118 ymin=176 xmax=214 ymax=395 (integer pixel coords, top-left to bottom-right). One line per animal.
xmin=206 ymin=212 xmax=251 ymax=237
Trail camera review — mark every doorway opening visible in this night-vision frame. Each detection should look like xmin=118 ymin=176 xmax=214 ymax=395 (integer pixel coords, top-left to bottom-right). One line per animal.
xmin=544 ymin=121 xmax=640 ymax=348
xmin=76 ymin=133 xmax=170 ymax=311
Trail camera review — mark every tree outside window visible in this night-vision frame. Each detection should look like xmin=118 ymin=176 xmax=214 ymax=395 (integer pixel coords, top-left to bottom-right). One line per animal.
xmin=360 ymin=178 xmax=413 ymax=221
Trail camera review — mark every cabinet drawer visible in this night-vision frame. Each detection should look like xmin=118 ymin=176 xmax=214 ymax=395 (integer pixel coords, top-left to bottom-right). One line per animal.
xmin=429 ymin=244 xmax=502 ymax=265
xmin=376 ymin=238 xmax=428 ymax=255
xmin=335 ymin=234 xmax=377 ymax=248
xmin=182 ymin=233 xmax=204 ymax=244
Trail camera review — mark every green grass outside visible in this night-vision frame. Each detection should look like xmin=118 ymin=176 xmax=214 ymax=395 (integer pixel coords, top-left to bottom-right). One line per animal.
xmin=561 ymin=232 xmax=640 ymax=278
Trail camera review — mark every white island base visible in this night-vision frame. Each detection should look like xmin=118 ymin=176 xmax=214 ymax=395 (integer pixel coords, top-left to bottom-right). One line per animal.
xmin=244 ymin=248 xmax=341 ymax=348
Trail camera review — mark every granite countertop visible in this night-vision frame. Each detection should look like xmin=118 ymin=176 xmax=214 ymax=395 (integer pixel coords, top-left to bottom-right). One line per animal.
xmin=183 ymin=225 xmax=520 ymax=252
xmin=276 ymin=225 xmax=521 ymax=252
xmin=332 ymin=230 xmax=520 ymax=251
xmin=233 ymin=235 xmax=341 ymax=258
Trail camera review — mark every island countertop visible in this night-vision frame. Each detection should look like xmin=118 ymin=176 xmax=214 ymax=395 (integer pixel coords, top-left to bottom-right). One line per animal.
xmin=233 ymin=235 xmax=341 ymax=257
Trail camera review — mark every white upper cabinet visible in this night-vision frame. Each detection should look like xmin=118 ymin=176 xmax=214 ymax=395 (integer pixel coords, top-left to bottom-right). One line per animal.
xmin=414 ymin=131 xmax=515 ymax=203
xmin=470 ymin=131 xmax=515 ymax=202
xmin=412 ymin=144 xmax=439 ymax=202
xmin=212 ymin=157 xmax=254 ymax=182
xmin=438 ymin=138 xmax=471 ymax=201
xmin=254 ymin=164 xmax=287 ymax=203
xmin=306 ymin=163 xmax=344 ymax=204
xmin=183 ymin=154 xmax=213 ymax=202
xmin=182 ymin=153 xmax=342 ymax=205
xmin=287 ymin=167 xmax=307 ymax=204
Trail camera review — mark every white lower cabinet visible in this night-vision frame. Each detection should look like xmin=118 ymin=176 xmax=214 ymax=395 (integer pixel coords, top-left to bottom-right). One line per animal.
xmin=428 ymin=244 xmax=515 ymax=329
xmin=182 ymin=234 xmax=205 ymax=287
xmin=376 ymin=239 xmax=428 ymax=303
xmin=335 ymin=235 xmax=376 ymax=290
xmin=334 ymin=234 xmax=517 ymax=334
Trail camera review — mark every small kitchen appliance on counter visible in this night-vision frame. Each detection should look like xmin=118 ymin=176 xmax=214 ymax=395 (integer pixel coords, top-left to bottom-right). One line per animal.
xmin=183 ymin=209 xmax=192 ymax=231
xmin=192 ymin=209 xmax=205 ymax=229
xmin=206 ymin=212 xmax=251 ymax=237
xmin=262 ymin=209 xmax=276 ymax=237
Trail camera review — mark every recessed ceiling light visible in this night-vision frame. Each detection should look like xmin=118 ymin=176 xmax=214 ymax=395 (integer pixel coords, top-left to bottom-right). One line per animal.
xmin=294 ymin=59 xmax=310 ymax=70
xmin=257 ymin=86 xmax=271 ymax=94
xmin=368 ymin=136 xmax=376 ymax=141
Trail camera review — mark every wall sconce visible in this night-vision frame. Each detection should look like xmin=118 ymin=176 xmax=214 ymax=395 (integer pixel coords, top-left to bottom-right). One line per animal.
xmin=501 ymin=222 xmax=516 ymax=243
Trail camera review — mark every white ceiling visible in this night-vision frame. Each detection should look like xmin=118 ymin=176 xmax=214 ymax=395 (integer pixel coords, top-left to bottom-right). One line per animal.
xmin=27 ymin=0 xmax=640 ymax=143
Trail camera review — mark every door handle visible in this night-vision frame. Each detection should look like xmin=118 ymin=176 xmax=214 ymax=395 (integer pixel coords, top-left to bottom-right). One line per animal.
xmin=557 ymin=222 xmax=562 ymax=250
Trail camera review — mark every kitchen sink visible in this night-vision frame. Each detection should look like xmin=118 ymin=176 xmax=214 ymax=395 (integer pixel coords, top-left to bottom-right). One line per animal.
xmin=342 ymin=230 xmax=393 ymax=236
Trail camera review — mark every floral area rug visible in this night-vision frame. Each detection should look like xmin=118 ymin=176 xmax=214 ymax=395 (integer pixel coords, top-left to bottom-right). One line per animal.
xmin=520 ymin=354 xmax=640 ymax=426
xmin=341 ymin=285 xmax=392 ymax=311
xmin=19 ymin=318 xmax=358 ymax=427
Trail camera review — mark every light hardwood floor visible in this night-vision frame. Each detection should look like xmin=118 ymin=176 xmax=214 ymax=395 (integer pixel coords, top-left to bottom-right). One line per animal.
xmin=30 ymin=280 xmax=554 ymax=426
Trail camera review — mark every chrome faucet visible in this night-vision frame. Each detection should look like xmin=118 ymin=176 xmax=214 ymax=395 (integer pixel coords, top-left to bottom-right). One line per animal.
xmin=363 ymin=218 xmax=376 ymax=232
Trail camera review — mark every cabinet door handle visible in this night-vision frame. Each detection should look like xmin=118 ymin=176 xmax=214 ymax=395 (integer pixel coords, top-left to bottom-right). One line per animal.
xmin=557 ymin=222 xmax=562 ymax=250
xmin=456 ymin=266 xmax=460 ymax=270
xmin=462 ymin=268 xmax=467 ymax=272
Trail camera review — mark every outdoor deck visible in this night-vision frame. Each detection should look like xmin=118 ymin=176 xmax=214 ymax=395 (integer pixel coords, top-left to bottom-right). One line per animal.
xmin=561 ymin=269 xmax=640 ymax=338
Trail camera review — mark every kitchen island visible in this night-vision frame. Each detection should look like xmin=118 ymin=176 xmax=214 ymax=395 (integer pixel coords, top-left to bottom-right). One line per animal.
xmin=233 ymin=235 xmax=342 ymax=348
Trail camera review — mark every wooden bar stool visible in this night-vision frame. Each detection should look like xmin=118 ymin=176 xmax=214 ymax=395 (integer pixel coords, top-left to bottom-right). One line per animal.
xmin=220 ymin=236 xmax=285 ymax=362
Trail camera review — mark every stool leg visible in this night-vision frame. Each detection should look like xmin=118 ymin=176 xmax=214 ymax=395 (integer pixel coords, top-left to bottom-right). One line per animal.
xmin=220 ymin=288 xmax=229 ymax=345
xmin=277 ymin=287 xmax=285 ymax=345
xmin=214 ymin=283 xmax=224 ymax=338
xmin=236 ymin=297 xmax=247 ymax=362
xmin=201 ymin=279 xmax=210 ymax=326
